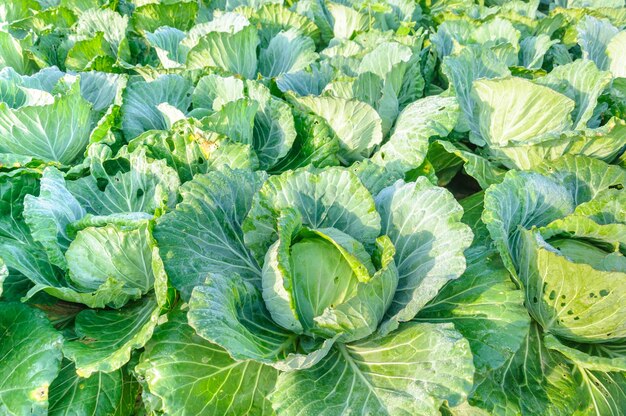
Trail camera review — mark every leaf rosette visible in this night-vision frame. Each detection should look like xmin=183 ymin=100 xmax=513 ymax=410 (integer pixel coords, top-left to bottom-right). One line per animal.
xmin=475 ymin=155 xmax=626 ymax=414
xmin=0 ymin=143 xmax=176 ymax=380
xmin=483 ymin=155 xmax=626 ymax=342
xmin=155 ymin=166 xmax=475 ymax=414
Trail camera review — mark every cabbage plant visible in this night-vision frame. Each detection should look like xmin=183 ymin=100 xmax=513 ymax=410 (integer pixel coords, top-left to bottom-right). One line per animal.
xmin=151 ymin=166 xmax=474 ymax=414
xmin=0 ymin=143 xmax=174 ymax=415
xmin=474 ymin=155 xmax=626 ymax=415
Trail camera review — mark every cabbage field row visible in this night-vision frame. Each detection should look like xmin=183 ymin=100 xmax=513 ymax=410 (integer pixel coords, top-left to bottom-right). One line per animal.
xmin=0 ymin=0 xmax=625 ymax=415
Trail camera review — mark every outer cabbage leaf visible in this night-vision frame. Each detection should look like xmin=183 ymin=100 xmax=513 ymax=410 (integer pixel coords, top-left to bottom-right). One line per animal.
xmin=268 ymin=112 xmax=343 ymax=172
xmin=136 ymin=309 xmax=278 ymax=415
xmin=429 ymin=140 xmax=506 ymax=189
xmin=327 ymin=2 xmax=370 ymax=39
xmin=486 ymin=118 xmax=626 ymax=170
xmin=431 ymin=20 xmax=473 ymax=59
xmin=271 ymin=322 xmax=474 ymax=416
xmin=0 ymin=258 xmax=6 ymax=297
xmin=607 ymin=31 xmax=626 ymax=78
xmin=79 ymin=71 xmax=127 ymax=113
xmin=519 ymin=223 xmax=626 ymax=343
xmin=186 ymin=14 xmax=259 ymax=78
xmin=376 ymin=177 xmax=473 ymax=334
xmin=535 ymin=59 xmax=612 ymax=129
xmin=469 ymin=323 xmax=585 ymax=416
xmin=258 ymin=28 xmax=318 ymax=78
xmin=65 ymin=33 xmax=117 ymax=72
xmin=276 ymin=62 xmax=334 ymax=97
xmin=519 ymin=34 xmax=558 ymax=70
xmin=246 ymin=82 xmax=297 ymax=169
xmin=482 ymin=170 xmax=575 ymax=280
xmin=0 ymin=170 xmax=66 ymax=300
xmin=576 ymin=370 xmax=626 ymax=416
xmin=0 ymin=80 xmax=96 ymax=164
xmin=574 ymin=187 xmax=626 ymax=224
xmin=192 ymin=74 xmax=245 ymax=111
xmin=577 ymin=16 xmax=618 ymax=71
xmin=544 ymin=335 xmax=626 ymax=373
xmin=121 ymin=75 xmax=193 ymax=139
xmin=417 ymin=247 xmax=530 ymax=377
xmin=24 ymin=167 xmax=85 ymax=270
xmin=371 ymin=96 xmax=459 ymax=175
xmin=0 ymin=302 xmax=63 ymax=416
xmin=62 ymin=302 xmax=157 ymax=377
xmin=0 ymin=31 xmax=37 ymax=75
xmin=48 ymin=361 xmax=138 ymax=416
xmin=288 ymin=95 xmax=383 ymax=163
xmin=155 ymin=169 xmax=265 ymax=300
xmin=532 ymin=155 xmax=626 ymax=205
xmin=260 ymin=208 xmax=306 ymax=334
xmin=145 ymin=26 xmax=188 ymax=69
xmin=200 ymin=99 xmax=257 ymax=148
xmin=459 ymin=191 xmax=491 ymax=250
xmin=188 ymin=272 xmax=319 ymax=369
xmin=471 ymin=77 xmax=575 ymax=151
xmin=442 ymin=45 xmax=511 ymax=133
